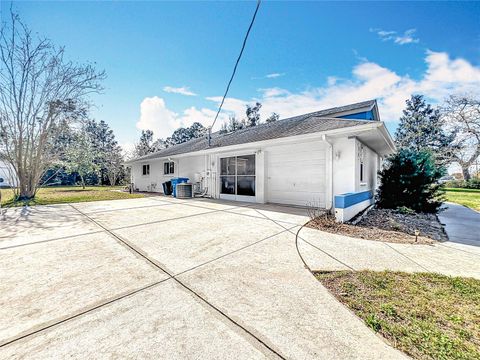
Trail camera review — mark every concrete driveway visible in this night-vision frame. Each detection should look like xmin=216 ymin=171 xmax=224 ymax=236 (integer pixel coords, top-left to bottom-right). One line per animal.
xmin=0 ymin=196 xmax=407 ymax=359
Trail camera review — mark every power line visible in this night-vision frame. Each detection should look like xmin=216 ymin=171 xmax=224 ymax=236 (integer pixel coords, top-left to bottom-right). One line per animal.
xmin=208 ymin=0 xmax=261 ymax=145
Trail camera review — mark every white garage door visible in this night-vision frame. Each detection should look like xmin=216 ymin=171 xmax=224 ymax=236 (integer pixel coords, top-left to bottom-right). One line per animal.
xmin=266 ymin=141 xmax=326 ymax=207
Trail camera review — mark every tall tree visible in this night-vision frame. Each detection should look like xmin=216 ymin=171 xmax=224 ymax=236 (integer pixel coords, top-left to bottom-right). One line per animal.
xmin=246 ymin=102 xmax=262 ymax=127
xmin=376 ymin=149 xmax=444 ymax=213
xmin=85 ymin=119 xmax=119 ymax=185
xmin=165 ymin=122 xmax=207 ymax=147
xmin=442 ymin=95 xmax=480 ymax=180
xmin=394 ymin=95 xmax=454 ymax=165
xmin=105 ymin=144 xmax=123 ymax=186
xmin=266 ymin=112 xmax=279 ymax=123
xmin=134 ymin=130 xmax=154 ymax=157
xmin=219 ymin=116 xmax=245 ymax=134
xmin=0 ymin=12 xmax=105 ymax=200
xmin=64 ymin=132 xmax=99 ymax=189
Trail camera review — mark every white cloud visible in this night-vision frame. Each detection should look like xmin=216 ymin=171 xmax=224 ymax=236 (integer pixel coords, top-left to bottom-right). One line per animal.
xmin=136 ymin=96 xmax=180 ymax=138
xmin=265 ymin=72 xmax=285 ymax=79
xmin=257 ymin=87 xmax=290 ymax=98
xmin=252 ymin=72 xmax=286 ymax=80
xmin=213 ymin=51 xmax=480 ymax=125
xmin=136 ymin=51 xmax=480 ymax=139
xmin=394 ymin=29 xmax=419 ymax=45
xmin=163 ymin=86 xmax=197 ymax=96
xmin=370 ymin=28 xmax=419 ymax=45
xmin=136 ymin=97 xmax=228 ymax=138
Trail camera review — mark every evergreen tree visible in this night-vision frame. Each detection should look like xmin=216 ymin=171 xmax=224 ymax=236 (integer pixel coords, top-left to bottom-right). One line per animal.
xmin=376 ymin=149 xmax=445 ymax=213
xmin=64 ymin=132 xmax=99 ymax=189
xmin=246 ymin=102 xmax=262 ymax=127
xmin=266 ymin=112 xmax=279 ymax=123
xmin=85 ymin=119 xmax=119 ymax=185
xmin=134 ymin=130 xmax=154 ymax=157
xmin=165 ymin=122 xmax=207 ymax=147
xmin=395 ymin=95 xmax=454 ymax=165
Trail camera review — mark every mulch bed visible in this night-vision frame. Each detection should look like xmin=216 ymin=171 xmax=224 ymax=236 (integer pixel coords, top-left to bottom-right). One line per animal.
xmin=306 ymin=208 xmax=447 ymax=244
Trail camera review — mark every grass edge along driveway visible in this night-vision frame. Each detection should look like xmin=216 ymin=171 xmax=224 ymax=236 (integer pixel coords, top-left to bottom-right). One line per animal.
xmin=444 ymin=188 xmax=480 ymax=211
xmin=315 ymin=270 xmax=480 ymax=360
xmin=0 ymin=186 xmax=145 ymax=207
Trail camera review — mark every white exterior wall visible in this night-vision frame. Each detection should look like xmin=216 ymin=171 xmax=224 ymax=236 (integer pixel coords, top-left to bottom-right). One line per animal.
xmin=333 ymin=139 xmax=380 ymax=222
xmin=331 ymin=137 xmax=356 ymax=197
xmin=129 ymin=133 xmax=382 ymax=212
xmin=355 ymin=140 xmax=379 ymax=193
xmin=131 ymin=155 xmax=205 ymax=193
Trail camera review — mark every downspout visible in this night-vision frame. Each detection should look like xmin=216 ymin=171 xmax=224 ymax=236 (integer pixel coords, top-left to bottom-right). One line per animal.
xmin=322 ymin=134 xmax=334 ymax=212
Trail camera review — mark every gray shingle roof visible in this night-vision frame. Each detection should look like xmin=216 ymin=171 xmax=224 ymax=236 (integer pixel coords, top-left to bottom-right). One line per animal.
xmin=128 ymin=100 xmax=376 ymax=162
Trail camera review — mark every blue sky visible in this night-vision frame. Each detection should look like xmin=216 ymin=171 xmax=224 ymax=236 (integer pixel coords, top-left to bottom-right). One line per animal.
xmin=2 ymin=1 xmax=479 ymax=150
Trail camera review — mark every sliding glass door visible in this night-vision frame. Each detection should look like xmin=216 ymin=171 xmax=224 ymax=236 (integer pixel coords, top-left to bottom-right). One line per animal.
xmin=220 ymin=154 xmax=255 ymax=201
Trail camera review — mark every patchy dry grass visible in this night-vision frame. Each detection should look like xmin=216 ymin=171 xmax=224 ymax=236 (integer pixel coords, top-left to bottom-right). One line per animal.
xmin=445 ymin=188 xmax=480 ymax=211
xmin=0 ymin=186 xmax=145 ymax=207
xmin=315 ymin=271 xmax=480 ymax=360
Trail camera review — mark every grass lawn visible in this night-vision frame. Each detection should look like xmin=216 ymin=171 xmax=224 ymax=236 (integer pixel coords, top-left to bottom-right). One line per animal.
xmin=0 ymin=186 xmax=146 ymax=207
xmin=444 ymin=188 xmax=480 ymax=211
xmin=315 ymin=271 xmax=480 ymax=360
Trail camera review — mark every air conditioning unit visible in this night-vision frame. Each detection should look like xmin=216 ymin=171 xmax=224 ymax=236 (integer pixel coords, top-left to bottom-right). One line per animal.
xmin=176 ymin=183 xmax=193 ymax=198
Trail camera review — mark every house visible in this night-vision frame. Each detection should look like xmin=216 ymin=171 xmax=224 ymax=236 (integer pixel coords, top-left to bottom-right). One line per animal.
xmin=125 ymin=100 xmax=395 ymax=222
xmin=0 ymin=159 xmax=17 ymax=188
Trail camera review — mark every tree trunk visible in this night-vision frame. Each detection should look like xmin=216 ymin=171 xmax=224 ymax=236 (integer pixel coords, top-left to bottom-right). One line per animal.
xmin=80 ymin=174 xmax=86 ymax=189
xmin=462 ymin=167 xmax=471 ymax=181
xmin=18 ymin=172 xmax=37 ymax=200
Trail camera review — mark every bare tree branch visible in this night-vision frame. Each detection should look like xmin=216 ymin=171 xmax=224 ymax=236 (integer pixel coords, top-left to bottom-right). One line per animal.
xmin=0 ymin=11 xmax=105 ymax=199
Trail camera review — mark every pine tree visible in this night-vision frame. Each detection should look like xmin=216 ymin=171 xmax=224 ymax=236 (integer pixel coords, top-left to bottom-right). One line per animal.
xmin=376 ymin=149 xmax=444 ymax=213
xmin=85 ymin=119 xmax=119 ymax=185
xmin=266 ymin=112 xmax=279 ymax=123
xmin=246 ymin=102 xmax=262 ymax=127
xmin=395 ymin=95 xmax=454 ymax=165
xmin=134 ymin=130 xmax=154 ymax=157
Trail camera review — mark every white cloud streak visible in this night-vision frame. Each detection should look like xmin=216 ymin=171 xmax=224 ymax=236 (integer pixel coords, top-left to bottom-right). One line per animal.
xmin=370 ymin=28 xmax=419 ymax=45
xmin=163 ymin=86 xmax=197 ymax=96
xmin=265 ymin=72 xmax=285 ymax=78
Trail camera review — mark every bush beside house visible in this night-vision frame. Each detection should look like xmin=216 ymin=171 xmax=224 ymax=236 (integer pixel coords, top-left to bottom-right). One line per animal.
xmin=376 ymin=149 xmax=444 ymax=213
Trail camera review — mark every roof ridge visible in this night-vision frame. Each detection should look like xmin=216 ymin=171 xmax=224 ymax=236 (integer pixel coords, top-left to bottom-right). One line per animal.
xmin=126 ymin=100 xmax=378 ymax=163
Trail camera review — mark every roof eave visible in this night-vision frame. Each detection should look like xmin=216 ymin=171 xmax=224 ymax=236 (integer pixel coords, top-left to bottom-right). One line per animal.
xmin=125 ymin=122 xmax=381 ymax=164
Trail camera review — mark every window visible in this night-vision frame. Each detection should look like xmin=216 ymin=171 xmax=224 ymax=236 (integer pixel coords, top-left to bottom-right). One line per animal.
xmin=164 ymin=161 xmax=175 ymax=175
xmin=360 ymin=162 xmax=364 ymax=182
xmin=142 ymin=164 xmax=150 ymax=176
xmin=220 ymin=155 xmax=255 ymax=197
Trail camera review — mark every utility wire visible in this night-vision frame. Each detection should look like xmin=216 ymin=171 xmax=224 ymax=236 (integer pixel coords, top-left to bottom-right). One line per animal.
xmin=209 ymin=0 xmax=261 ymax=144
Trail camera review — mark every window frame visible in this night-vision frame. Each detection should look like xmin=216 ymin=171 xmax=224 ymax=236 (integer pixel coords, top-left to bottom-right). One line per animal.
xmin=359 ymin=162 xmax=364 ymax=182
xmin=220 ymin=154 xmax=256 ymax=197
xmin=163 ymin=161 xmax=175 ymax=175
xmin=142 ymin=164 xmax=150 ymax=176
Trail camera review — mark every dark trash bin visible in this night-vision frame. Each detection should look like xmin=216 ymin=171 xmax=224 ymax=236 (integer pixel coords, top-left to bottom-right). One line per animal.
xmin=162 ymin=181 xmax=172 ymax=195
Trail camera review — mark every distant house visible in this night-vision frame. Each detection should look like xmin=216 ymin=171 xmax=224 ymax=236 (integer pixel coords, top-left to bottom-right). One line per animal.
xmin=125 ymin=100 xmax=395 ymax=222
xmin=0 ymin=159 xmax=16 ymax=188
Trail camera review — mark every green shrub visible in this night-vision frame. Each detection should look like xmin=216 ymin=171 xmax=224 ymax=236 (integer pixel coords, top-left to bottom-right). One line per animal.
xmin=376 ymin=149 xmax=444 ymax=213
xmin=466 ymin=178 xmax=480 ymax=189
xmin=445 ymin=179 xmax=480 ymax=189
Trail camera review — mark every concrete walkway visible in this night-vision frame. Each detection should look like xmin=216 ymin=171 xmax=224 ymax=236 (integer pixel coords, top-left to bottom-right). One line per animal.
xmin=0 ymin=197 xmax=406 ymax=359
xmin=438 ymin=202 xmax=480 ymax=247
xmin=299 ymin=205 xmax=480 ymax=279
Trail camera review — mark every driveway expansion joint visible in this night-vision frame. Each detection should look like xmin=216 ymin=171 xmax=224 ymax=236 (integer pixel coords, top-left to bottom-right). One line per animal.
xmin=68 ymin=203 xmax=288 ymax=360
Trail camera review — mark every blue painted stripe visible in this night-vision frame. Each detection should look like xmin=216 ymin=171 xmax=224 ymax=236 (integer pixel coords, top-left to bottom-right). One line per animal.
xmin=335 ymin=190 xmax=373 ymax=209
xmin=339 ymin=110 xmax=375 ymax=121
